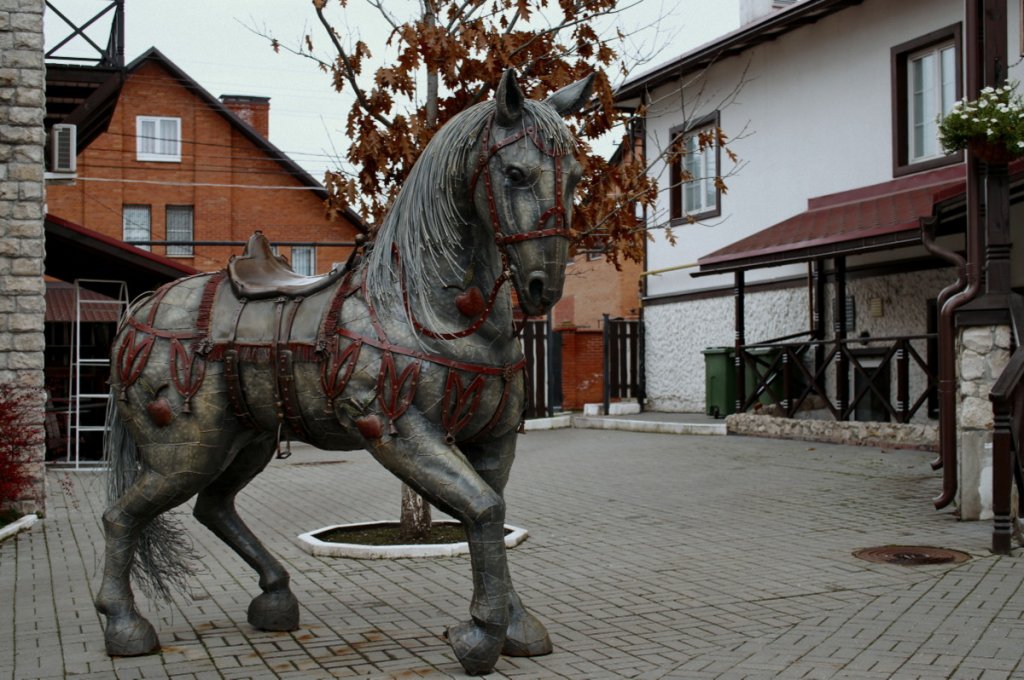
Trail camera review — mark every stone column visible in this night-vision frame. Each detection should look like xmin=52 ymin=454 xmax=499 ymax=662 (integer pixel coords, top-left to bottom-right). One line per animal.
xmin=0 ymin=0 xmax=47 ymax=514
xmin=956 ymin=325 xmax=1010 ymax=520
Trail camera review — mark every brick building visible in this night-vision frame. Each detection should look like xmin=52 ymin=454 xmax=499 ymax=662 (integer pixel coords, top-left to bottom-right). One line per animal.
xmin=48 ymin=47 xmax=365 ymax=275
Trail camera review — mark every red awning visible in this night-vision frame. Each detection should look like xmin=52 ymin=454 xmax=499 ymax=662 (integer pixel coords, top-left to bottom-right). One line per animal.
xmin=696 ymin=164 xmax=969 ymax=275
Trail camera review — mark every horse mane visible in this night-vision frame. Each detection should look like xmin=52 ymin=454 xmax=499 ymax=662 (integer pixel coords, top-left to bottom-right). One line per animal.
xmin=364 ymin=97 xmax=577 ymax=338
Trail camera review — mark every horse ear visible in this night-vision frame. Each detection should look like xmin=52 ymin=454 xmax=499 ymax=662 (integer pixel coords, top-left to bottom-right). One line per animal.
xmin=545 ymin=73 xmax=596 ymax=117
xmin=495 ymin=68 xmax=525 ymax=126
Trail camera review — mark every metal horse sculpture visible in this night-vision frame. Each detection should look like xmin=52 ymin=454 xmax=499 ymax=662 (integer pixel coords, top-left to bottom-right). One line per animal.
xmin=96 ymin=69 xmax=593 ymax=675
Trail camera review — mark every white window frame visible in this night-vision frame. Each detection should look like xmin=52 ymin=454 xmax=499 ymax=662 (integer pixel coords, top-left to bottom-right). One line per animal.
xmin=291 ymin=245 xmax=316 ymax=276
xmin=907 ymin=41 xmax=956 ymax=163
xmin=136 ymin=116 xmax=181 ymax=162
xmin=682 ymin=125 xmax=719 ymax=217
xmin=166 ymin=205 xmax=194 ymax=257
xmin=123 ymin=205 xmax=151 ymax=251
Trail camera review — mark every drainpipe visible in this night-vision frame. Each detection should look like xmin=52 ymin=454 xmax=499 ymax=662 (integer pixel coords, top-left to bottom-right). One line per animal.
xmin=926 ymin=152 xmax=982 ymax=510
xmin=919 ymin=217 xmax=968 ymax=512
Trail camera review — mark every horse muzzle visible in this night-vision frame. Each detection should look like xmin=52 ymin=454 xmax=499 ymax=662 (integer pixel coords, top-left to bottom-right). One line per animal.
xmin=517 ymin=269 xmax=561 ymax=316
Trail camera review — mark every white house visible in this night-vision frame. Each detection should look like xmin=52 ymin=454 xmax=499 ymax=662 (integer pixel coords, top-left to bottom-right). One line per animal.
xmin=616 ymin=0 xmax=1024 ymax=535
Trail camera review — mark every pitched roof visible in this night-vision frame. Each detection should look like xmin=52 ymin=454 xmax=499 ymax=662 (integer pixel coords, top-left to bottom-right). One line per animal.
xmin=126 ymin=47 xmax=367 ymax=233
xmin=614 ymin=0 xmax=864 ymax=103
xmin=45 ymin=213 xmax=197 ymax=298
xmin=694 ymin=164 xmax=976 ymax=275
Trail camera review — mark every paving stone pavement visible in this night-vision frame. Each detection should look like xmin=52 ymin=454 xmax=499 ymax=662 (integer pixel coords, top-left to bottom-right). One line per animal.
xmin=1 ymin=428 xmax=1022 ymax=679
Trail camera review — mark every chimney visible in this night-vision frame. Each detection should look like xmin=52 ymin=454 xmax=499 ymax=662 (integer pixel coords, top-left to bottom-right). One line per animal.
xmin=220 ymin=95 xmax=270 ymax=138
xmin=740 ymin=0 xmax=797 ymax=25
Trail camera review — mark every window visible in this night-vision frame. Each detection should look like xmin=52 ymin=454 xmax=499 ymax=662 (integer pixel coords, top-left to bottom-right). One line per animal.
xmin=291 ymin=246 xmax=316 ymax=276
xmin=123 ymin=205 xmax=151 ymax=251
xmin=892 ymin=26 xmax=962 ymax=175
xmin=669 ymin=113 xmax=721 ymax=223
xmin=136 ymin=116 xmax=181 ymax=162
xmin=166 ymin=205 xmax=194 ymax=256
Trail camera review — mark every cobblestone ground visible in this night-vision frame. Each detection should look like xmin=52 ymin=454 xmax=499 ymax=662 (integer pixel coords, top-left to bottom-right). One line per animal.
xmin=1 ymin=429 xmax=1022 ymax=679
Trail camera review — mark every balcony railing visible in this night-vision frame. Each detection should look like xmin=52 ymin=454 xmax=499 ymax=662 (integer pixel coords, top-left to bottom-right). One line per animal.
xmin=738 ymin=333 xmax=936 ymax=423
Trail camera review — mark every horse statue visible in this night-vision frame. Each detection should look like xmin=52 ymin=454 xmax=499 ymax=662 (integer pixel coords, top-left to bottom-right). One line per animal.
xmin=96 ymin=68 xmax=594 ymax=676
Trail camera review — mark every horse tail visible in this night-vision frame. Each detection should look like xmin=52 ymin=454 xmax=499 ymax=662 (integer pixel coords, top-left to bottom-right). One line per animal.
xmin=103 ymin=393 xmax=198 ymax=602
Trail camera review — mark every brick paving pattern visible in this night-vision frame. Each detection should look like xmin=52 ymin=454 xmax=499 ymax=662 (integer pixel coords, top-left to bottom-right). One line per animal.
xmin=2 ymin=428 xmax=1022 ymax=678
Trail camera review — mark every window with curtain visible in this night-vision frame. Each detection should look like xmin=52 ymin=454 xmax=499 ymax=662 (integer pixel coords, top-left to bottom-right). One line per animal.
xmin=136 ymin=116 xmax=181 ymax=162
xmin=166 ymin=205 xmax=194 ymax=256
xmin=291 ymin=246 xmax=316 ymax=276
xmin=122 ymin=205 xmax=151 ymax=251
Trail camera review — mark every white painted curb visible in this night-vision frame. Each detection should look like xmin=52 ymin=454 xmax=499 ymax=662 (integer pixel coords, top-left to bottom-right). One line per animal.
xmin=0 ymin=514 xmax=38 ymax=542
xmin=296 ymin=520 xmax=528 ymax=559
xmin=523 ymin=415 xmax=571 ymax=430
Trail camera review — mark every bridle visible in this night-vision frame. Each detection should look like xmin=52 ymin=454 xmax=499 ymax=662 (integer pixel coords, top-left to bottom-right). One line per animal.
xmin=396 ymin=110 xmax=575 ymax=341
xmin=469 ymin=110 xmax=574 ymax=248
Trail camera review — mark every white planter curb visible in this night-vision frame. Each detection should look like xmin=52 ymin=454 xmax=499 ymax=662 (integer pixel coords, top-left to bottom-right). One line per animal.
xmin=296 ymin=520 xmax=528 ymax=559
xmin=0 ymin=514 xmax=38 ymax=543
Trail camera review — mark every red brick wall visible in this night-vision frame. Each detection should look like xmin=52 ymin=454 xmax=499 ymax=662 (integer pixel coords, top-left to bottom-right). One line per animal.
xmin=48 ymin=58 xmax=359 ymax=274
xmin=557 ymin=327 xmax=604 ymax=410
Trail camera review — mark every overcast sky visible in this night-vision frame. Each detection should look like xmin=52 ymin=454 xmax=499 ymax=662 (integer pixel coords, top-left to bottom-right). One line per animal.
xmin=45 ymin=0 xmax=739 ymax=180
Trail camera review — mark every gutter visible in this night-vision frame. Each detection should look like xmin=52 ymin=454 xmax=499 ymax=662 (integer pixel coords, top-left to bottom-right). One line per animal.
xmin=919 ymin=217 xmax=967 ymax=510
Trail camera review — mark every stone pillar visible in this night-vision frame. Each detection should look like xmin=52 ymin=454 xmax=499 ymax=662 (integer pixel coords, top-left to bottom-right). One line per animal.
xmin=956 ymin=325 xmax=1010 ymax=520
xmin=0 ymin=0 xmax=47 ymax=514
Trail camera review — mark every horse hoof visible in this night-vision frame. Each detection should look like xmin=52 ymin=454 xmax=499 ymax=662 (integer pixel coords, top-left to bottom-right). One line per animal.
xmin=502 ymin=609 xmax=552 ymax=657
xmin=247 ymin=590 xmax=300 ymax=631
xmin=104 ymin=614 xmax=160 ymax=656
xmin=445 ymin=620 xmax=504 ymax=675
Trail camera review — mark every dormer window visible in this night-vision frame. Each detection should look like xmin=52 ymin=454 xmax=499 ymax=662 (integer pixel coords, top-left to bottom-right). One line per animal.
xmin=136 ymin=116 xmax=181 ymax=162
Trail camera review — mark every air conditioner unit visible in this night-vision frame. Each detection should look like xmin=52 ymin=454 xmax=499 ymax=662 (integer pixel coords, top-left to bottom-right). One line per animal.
xmin=51 ymin=124 xmax=77 ymax=173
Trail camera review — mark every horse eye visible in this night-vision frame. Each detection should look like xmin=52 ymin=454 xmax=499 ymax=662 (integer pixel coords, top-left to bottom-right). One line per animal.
xmin=505 ymin=166 xmax=526 ymax=184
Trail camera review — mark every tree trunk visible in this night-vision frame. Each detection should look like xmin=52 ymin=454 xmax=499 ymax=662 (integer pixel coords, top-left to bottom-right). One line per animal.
xmin=397 ymin=0 xmax=439 ymax=544
xmin=400 ymin=483 xmax=432 ymax=541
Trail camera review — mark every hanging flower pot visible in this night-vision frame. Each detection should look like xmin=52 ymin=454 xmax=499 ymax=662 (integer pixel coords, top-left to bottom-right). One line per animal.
xmin=939 ymin=81 xmax=1024 ymax=163
xmin=967 ymin=136 xmax=1016 ymax=165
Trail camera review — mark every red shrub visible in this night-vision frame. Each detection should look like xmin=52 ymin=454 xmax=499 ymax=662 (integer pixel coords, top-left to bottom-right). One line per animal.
xmin=0 ymin=385 xmax=43 ymax=508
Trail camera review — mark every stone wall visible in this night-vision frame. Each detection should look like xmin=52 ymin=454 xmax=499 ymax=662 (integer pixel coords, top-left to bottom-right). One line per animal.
xmin=956 ymin=324 xmax=1010 ymax=520
xmin=726 ymin=413 xmax=938 ymax=450
xmin=0 ymin=0 xmax=47 ymax=513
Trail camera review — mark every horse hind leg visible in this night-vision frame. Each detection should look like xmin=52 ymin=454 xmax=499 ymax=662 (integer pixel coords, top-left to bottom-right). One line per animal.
xmin=96 ymin=466 xmax=211 ymax=656
xmin=192 ymin=434 xmax=299 ymax=632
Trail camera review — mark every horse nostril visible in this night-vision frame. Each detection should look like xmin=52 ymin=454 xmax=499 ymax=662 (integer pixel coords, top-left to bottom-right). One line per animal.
xmin=528 ymin=274 xmax=547 ymax=302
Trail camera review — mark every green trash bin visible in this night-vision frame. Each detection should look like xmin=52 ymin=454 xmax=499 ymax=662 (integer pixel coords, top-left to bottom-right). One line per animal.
xmin=702 ymin=347 xmax=736 ymax=419
xmin=743 ymin=346 xmax=805 ymax=408
xmin=744 ymin=346 xmax=782 ymax=407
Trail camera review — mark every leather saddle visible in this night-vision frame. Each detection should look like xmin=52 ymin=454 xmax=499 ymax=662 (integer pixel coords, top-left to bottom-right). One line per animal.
xmin=227 ymin=231 xmax=346 ymax=300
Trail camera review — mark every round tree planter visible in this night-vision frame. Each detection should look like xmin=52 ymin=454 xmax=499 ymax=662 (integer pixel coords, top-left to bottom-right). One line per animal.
xmin=296 ymin=520 xmax=528 ymax=559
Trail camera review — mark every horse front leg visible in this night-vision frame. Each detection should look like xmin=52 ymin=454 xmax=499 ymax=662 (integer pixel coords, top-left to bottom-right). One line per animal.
xmin=192 ymin=433 xmax=299 ymax=632
xmin=367 ymin=408 xmax=509 ymax=675
xmin=461 ymin=433 xmax=552 ymax=658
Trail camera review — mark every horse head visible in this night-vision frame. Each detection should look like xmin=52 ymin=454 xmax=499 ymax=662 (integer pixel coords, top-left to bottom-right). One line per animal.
xmin=469 ymin=69 xmax=594 ymax=317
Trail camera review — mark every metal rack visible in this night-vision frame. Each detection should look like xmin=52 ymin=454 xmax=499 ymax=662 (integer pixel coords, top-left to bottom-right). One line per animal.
xmin=64 ymin=279 xmax=128 ymax=469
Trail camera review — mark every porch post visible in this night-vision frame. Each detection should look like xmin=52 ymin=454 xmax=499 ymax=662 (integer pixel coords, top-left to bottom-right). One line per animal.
xmin=734 ymin=271 xmax=746 ymax=413
xmin=813 ymin=259 xmax=826 ymax=388
xmin=834 ymin=256 xmax=848 ymax=418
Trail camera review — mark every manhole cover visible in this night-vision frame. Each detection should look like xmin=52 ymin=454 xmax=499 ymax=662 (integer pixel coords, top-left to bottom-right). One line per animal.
xmin=853 ymin=545 xmax=971 ymax=566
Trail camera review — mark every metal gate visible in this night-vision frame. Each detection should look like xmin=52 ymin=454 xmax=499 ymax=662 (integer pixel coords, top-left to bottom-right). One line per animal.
xmin=603 ymin=316 xmax=644 ymax=414
xmin=520 ymin=318 xmax=558 ymax=419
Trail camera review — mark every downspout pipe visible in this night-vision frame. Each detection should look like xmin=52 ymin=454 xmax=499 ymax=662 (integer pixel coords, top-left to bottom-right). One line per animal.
xmin=924 ymin=158 xmax=983 ymax=510
xmin=919 ymin=219 xmax=967 ymax=500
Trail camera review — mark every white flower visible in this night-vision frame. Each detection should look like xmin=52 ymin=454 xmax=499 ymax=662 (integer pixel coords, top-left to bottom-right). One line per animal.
xmin=1018 ymin=140 xmax=1024 ymax=148
xmin=979 ymin=100 xmax=989 ymax=108
xmin=982 ymin=86 xmax=995 ymax=94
